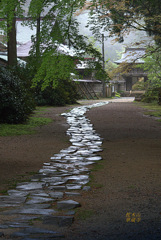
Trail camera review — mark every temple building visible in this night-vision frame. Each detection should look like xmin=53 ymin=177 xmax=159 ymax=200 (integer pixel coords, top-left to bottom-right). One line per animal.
xmin=111 ymin=48 xmax=148 ymax=93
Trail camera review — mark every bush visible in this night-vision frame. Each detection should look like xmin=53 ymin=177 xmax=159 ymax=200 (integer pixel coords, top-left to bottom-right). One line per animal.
xmin=34 ymin=79 xmax=79 ymax=106
xmin=0 ymin=66 xmax=35 ymax=124
xmin=141 ymin=88 xmax=159 ymax=103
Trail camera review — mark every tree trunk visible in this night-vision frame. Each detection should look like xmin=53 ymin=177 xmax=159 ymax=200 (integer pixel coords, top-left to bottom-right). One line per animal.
xmin=36 ymin=15 xmax=41 ymax=59
xmin=7 ymin=15 xmax=17 ymax=66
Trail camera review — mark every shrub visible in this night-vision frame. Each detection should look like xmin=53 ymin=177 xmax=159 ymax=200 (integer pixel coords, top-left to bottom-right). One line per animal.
xmin=141 ymin=88 xmax=159 ymax=103
xmin=0 ymin=66 xmax=35 ymax=124
xmin=34 ymin=79 xmax=79 ymax=106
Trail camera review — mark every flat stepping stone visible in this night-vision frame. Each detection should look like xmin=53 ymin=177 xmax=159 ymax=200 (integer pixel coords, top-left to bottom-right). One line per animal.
xmin=65 ymin=175 xmax=89 ymax=181
xmin=11 ymin=227 xmax=64 ymax=239
xmin=0 ymin=232 xmax=4 ymax=237
xmin=48 ymin=192 xmax=64 ymax=199
xmin=43 ymin=216 xmax=74 ymax=226
xmin=48 ymin=186 xmax=66 ymax=190
xmin=65 ymin=192 xmax=80 ymax=196
xmin=0 ymin=196 xmax=26 ymax=207
xmin=72 ymin=142 xmax=85 ymax=147
xmin=15 ymin=216 xmax=38 ymax=222
xmin=57 ymin=200 xmax=80 ymax=210
xmin=8 ymin=222 xmax=30 ymax=228
xmin=26 ymin=196 xmax=54 ymax=204
xmin=66 ymin=184 xmax=82 ymax=190
xmin=7 ymin=190 xmax=29 ymax=197
xmin=16 ymin=182 xmax=43 ymax=191
xmin=30 ymin=192 xmax=50 ymax=197
xmin=86 ymin=156 xmax=102 ymax=161
xmin=82 ymin=186 xmax=91 ymax=191
xmin=23 ymin=227 xmax=58 ymax=234
xmin=0 ymin=224 xmax=8 ymax=229
xmin=18 ymin=208 xmax=56 ymax=215
xmin=89 ymin=148 xmax=102 ymax=152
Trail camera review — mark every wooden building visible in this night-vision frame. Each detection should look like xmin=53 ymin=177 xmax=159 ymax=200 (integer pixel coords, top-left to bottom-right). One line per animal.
xmin=111 ymin=48 xmax=148 ymax=93
xmin=74 ymin=59 xmax=103 ymax=99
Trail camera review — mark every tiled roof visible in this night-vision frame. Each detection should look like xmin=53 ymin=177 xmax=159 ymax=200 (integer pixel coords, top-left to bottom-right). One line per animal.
xmin=115 ymin=48 xmax=145 ymax=64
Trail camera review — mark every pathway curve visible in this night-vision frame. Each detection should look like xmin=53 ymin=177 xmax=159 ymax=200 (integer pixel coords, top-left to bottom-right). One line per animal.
xmin=0 ymin=101 xmax=110 ymax=239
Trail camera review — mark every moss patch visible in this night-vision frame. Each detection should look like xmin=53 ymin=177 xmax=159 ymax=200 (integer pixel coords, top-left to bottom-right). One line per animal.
xmin=76 ymin=209 xmax=95 ymax=220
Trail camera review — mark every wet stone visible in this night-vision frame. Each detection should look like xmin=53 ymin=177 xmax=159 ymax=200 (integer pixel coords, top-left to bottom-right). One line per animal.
xmin=43 ymin=162 xmax=51 ymax=166
xmin=30 ymin=192 xmax=50 ymax=197
xmin=89 ymin=148 xmax=102 ymax=153
xmin=16 ymin=182 xmax=43 ymax=191
xmin=65 ymin=175 xmax=89 ymax=181
xmin=65 ymin=192 xmax=80 ymax=196
xmin=26 ymin=196 xmax=54 ymax=205
xmin=7 ymin=190 xmax=29 ymax=197
xmin=43 ymin=216 xmax=74 ymax=227
xmin=10 ymin=232 xmax=29 ymax=238
xmin=72 ymin=142 xmax=85 ymax=147
xmin=0 ymin=232 xmax=4 ymax=237
xmin=82 ymin=186 xmax=91 ymax=191
xmin=74 ymin=161 xmax=95 ymax=166
xmin=66 ymin=210 xmax=75 ymax=215
xmin=0 ymin=225 xmax=8 ymax=229
xmin=57 ymin=200 xmax=80 ymax=210
xmin=41 ymin=176 xmax=63 ymax=183
xmin=48 ymin=185 xmax=66 ymax=190
xmin=15 ymin=216 xmax=38 ymax=222
xmin=66 ymin=184 xmax=82 ymax=190
xmin=39 ymin=169 xmax=57 ymax=174
xmin=18 ymin=208 xmax=56 ymax=215
xmin=0 ymin=196 xmax=26 ymax=207
xmin=23 ymin=227 xmax=59 ymax=235
xmin=8 ymin=222 xmax=30 ymax=228
xmin=74 ymin=179 xmax=89 ymax=185
xmin=48 ymin=192 xmax=64 ymax=199
xmin=0 ymin=204 xmax=51 ymax=215
xmin=86 ymin=156 xmax=102 ymax=161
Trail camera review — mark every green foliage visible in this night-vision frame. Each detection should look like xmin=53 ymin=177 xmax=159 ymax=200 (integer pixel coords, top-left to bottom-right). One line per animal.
xmin=32 ymin=52 xmax=76 ymax=90
xmin=132 ymin=78 xmax=147 ymax=91
xmin=136 ymin=102 xmax=161 ymax=119
xmin=115 ymin=92 xmax=121 ymax=98
xmin=141 ymin=88 xmax=159 ymax=103
xmin=34 ymin=78 xmax=79 ymax=106
xmin=87 ymin=0 xmax=161 ymax=46
xmin=31 ymin=50 xmax=79 ymax=105
xmin=0 ymin=0 xmax=25 ymax=33
xmin=0 ymin=66 xmax=35 ymax=124
xmin=143 ymin=47 xmax=161 ymax=88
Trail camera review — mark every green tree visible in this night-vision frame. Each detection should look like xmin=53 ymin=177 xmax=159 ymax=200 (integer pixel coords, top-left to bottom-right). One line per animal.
xmin=143 ymin=46 xmax=161 ymax=88
xmin=27 ymin=0 xmax=106 ymax=90
xmin=0 ymin=0 xmax=25 ymax=66
xmin=84 ymin=0 xmax=161 ymax=45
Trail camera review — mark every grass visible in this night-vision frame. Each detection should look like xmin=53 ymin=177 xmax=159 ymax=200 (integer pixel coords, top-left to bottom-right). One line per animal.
xmin=0 ymin=107 xmax=53 ymax=136
xmin=135 ymin=102 xmax=161 ymax=121
xmin=76 ymin=209 xmax=95 ymax=220
xmin=0 ymin=172 xmax=38 ymax=195
xmin=87 ymin=162 xmax=104 ymax=189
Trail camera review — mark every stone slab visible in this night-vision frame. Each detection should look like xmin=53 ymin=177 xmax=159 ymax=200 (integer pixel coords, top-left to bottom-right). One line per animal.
xmin=57 ymin=200 xmax=80 ymax=210
xmin=43 ymin=216 xmax=74 ymax=226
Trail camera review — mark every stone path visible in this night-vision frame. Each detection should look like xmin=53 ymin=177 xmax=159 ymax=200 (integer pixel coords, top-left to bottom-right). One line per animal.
xmin=0 ymin=101 xmax=110 ymax=239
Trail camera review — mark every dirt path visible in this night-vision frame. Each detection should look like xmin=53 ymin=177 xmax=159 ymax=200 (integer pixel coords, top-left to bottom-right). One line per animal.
xmin=0 ymin=106 xmax=71 ymax=192
xmin=65 ymin=101 xmax=161 ymax=240
xmin=0 ymin=100 xmax=161 ymax=239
